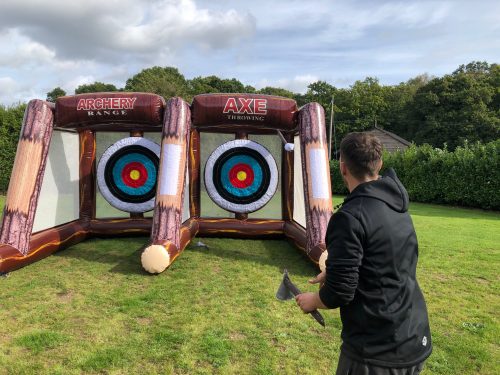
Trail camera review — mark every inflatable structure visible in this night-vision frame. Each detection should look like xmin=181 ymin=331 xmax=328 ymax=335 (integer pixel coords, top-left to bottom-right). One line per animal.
xmin=0 ymin=92 xmax=333 ymax=274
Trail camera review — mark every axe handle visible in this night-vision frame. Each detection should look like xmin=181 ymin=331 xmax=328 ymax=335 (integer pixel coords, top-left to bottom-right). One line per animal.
xmin=283 ymin=276 xmax=302 ymax=296
xmin=310 ymin=310 xmax=326 ymax=327
xmin=284 ymin=275 xmax=326 ymax=327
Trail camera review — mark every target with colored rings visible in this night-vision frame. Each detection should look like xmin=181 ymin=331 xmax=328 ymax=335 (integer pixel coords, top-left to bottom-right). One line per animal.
xmin=97 ymin=137 xmax=160 ymax=213
xmin=204 ymin=140 xmax=278 ymax=213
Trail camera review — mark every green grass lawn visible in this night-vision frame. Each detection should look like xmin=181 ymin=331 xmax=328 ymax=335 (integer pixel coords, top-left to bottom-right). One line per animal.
xmin=0 ymin=197 xmax=498 ymax=374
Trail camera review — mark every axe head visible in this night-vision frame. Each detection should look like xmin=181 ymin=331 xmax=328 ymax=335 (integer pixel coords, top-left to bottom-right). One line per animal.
xmin=276 ymin=269 xmax=294 ymax=300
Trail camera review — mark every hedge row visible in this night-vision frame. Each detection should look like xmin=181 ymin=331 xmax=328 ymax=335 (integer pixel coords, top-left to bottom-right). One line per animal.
xmin=0 ymin=104 xmax=25 ymax=193
xmin=330 ymin=140 xmax=500 ymax=210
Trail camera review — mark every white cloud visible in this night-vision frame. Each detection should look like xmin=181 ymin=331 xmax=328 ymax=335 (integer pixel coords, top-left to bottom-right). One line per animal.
xmin=254 ymin=1 xmax=451 ymax=42
xmin=0 ymin=77 xmax=18 ymax=93
xmin=317 ymin=1 xmax=452 ymax=44
xmin=63 ymin=75 xmax=97 ymax=93
xmin=256 ymin=75 xmax=320 ymax=94
xmin=0 ymin=76 xmax=37 ymax=104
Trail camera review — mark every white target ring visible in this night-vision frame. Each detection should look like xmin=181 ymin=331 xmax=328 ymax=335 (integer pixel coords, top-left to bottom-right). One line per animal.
xmin=97 ymin=137 xmax=161 ymax=213
xmin=204 ymin=139 xmax=279 ymax=213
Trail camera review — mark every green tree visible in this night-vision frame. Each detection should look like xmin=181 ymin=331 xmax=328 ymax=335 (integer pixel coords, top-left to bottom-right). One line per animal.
xmin=188 ymin=75 xmax=251 ymax=96
xmin=46 ymin=87 xmax=66 ymax=102
xmin=125 ymin=66 xmax=189 ymax=101
xmin=75 ymin=82 xmax=118 ymax=94
xmin=303 ymin=80 xmax=336 ymax=107
xmin=256 ymin=86 xmax=295 ymax=99
xmin=302 ymin=80 xmax=337 ymax=123
xmin=347 ymin=77 xmax=388 ymax=129
xmin=382 ymin=74 xmax=431 ymax=139
xmin=408 ymin=62 xmax=499 ymax=149
xmin=244 ymin=85 xmax=257 ymax=94
xmin=488 ymin=63 xmax=500 ymax=113
xmin=304 ymin=79 xmax=390 ymax=144
xmin=453 ymin=61 xmax=491 ymax=75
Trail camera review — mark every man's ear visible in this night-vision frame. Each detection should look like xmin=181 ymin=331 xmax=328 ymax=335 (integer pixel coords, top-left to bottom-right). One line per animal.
xmin=340 ymin=161 xmax=347 ymax=176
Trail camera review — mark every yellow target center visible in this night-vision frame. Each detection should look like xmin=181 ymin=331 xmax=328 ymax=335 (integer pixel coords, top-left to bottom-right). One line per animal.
xmin=237 ymin=171 xmax=247 ymax=181
xmin=129 ymin=170 xmax=141 ymax=180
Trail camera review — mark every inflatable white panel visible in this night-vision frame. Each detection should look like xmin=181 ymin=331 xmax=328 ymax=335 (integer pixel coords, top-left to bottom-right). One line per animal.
xmin=293 ymin=135 xmax=306 ymax=228
xmin=33 ymin=131 xmax=79 ymax=232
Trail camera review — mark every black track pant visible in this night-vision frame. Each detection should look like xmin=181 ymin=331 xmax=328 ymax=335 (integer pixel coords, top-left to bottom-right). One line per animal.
xmin=336 ymin=351 xmax=425 ymax=375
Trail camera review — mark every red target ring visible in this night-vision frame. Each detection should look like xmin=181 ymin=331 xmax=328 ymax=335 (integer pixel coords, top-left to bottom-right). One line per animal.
xmin=229 ymin=163 xmax=254 ymax=188
xmin=121 ymin=162 xmax=148 ymax=188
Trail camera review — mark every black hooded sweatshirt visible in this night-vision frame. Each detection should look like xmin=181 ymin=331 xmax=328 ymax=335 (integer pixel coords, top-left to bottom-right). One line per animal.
xmin=319 ymin=168 xmax=432 ymax=367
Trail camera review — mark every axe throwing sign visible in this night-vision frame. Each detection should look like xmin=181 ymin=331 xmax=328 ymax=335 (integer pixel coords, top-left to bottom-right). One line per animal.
xmin=204 ymin=140 xmax=278 ymax=213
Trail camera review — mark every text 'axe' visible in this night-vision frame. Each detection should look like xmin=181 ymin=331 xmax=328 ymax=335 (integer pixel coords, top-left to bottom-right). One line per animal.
xmin=276 ymin=269 xmax=325 ymax=327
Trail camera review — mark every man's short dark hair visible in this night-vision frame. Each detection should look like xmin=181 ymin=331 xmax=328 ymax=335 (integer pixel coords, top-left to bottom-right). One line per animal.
xmin=340 ymin=132 xmax=383 ymax=180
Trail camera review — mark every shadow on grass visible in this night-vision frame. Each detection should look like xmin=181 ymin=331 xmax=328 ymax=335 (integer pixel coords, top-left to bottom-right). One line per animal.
xmin=55 ymin=236 xmax=319 ymax=277
xmin=108 ymin=246 xmax=150 ymax=275
xmin=54 ymin=237 xmax=150 ymax=276
xmin=188 ymin=237 xmax=318 ymax=277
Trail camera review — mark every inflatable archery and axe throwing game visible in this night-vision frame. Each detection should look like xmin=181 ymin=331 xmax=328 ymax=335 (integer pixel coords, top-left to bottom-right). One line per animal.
xmin=0 ymin=92 xmax=333 ymax=274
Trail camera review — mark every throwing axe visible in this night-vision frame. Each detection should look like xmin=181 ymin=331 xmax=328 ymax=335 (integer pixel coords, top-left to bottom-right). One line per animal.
xmin=276 ymin=269 xmax=325 ymax=327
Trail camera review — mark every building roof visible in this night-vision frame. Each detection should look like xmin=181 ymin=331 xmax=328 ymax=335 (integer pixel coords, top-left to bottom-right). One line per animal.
xmin=364 ymin=126 xmax=411 ymax=153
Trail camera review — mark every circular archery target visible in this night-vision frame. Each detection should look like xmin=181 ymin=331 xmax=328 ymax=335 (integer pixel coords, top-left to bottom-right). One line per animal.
xmin=204 ymin=139 xmax=278 ymax=213
xmin=97 ymin=137 xmax=160 ymax=213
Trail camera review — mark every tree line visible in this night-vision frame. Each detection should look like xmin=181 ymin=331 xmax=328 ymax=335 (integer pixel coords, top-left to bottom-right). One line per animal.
xmin=46 ymin=61 xmax=499 ymax=150
xmin=302 ymin=62 xmax=499 ymax=150
xmin=1 ymin=61 xmax=498 ymax=205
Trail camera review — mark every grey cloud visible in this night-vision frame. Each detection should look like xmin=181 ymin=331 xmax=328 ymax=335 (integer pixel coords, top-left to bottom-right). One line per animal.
xmin=0 ymin=0 xmax=256 ymax=61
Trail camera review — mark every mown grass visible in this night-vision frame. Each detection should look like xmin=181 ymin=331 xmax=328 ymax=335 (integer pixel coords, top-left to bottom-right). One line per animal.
xmin=0 ymin=197 xmax=498 ymax=374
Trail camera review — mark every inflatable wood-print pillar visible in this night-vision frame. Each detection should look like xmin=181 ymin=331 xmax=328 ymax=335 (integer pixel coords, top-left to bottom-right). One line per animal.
xmin=298 ymin=103 xmax=333 ymax=261
xmin=79 ymin=130 xmax=96 ymax=224
xmin=0 ymin=100 xmax=54 ymax=255
xmin=142 ymin=98 xmax=191 ymax=273
xmin=189 ymin=129 xmax=201 ymax=219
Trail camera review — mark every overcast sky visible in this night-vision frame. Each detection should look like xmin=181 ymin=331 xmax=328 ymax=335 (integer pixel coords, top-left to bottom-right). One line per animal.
xmin=0 ymin=0 xmax=499 ymax=105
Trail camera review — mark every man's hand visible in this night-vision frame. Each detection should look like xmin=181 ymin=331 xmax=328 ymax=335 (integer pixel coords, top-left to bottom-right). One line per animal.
xmin=309 ymin=270 xmax=326 ymax=288
xmin=295 ymin=292 xmax=326 ymax=313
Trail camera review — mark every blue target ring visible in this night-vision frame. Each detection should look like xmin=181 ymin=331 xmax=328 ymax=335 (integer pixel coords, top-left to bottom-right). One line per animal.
xmin=220 ymin=155 xmax=263 ymax=197
xmin=112 ymin=153 xmax=157 ymax=196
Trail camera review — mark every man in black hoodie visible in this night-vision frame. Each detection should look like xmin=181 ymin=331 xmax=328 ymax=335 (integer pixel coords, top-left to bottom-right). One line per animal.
xmin=296 ymin=132 xmax=432 ymax=374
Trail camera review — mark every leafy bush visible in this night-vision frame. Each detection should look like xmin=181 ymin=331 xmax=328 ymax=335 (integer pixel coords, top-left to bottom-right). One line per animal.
xmin=329 ymin=159 xmax=349 ymax=196
xmin=330 ymin=140 xmax=500 ymax=210
xmin=0 ymin=104 xmax=25 ymax=193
